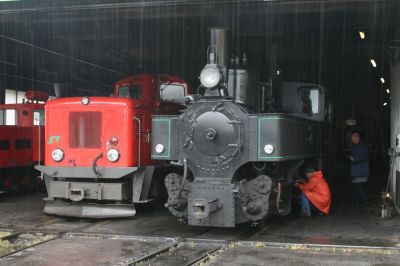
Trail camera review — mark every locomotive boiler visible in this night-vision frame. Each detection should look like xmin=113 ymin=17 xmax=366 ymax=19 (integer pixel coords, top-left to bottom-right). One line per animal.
xmin=36 ymin=74 xmax=189 ymax=218
xmin=151 ymin=28 xmax=330 ymax=227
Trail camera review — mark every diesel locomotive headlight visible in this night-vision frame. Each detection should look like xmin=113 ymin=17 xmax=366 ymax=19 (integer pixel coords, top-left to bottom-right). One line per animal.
xmin=51 ymin=148 xmax=64 ymax=162
xmin=199 ymin=64 xmax=221 ymax=89
xmin=264 ymin=144 xmax=274 ymax=155
xmin=155 ymin=144 xmax=164 ymax=154
xmin=81 ymin=96 xmax=90 ymax=105
xmin=107 ymin=148 xmax=120 ymax=162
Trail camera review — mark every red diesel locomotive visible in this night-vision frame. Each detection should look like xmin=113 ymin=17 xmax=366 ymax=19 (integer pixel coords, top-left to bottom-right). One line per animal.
xmin=36 ymin=74 xmax=189 ymax=218
xmin=0 ymin=90 xmax=47 ymax=191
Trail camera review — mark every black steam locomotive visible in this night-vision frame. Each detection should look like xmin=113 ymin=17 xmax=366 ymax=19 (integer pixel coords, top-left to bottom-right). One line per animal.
xmin=152 ymin=28 xmax=331 ymax=227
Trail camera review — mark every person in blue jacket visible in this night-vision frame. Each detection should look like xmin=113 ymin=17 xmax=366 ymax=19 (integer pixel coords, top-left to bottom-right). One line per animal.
xmin=349 ymin=131 xmax=369 ymax=207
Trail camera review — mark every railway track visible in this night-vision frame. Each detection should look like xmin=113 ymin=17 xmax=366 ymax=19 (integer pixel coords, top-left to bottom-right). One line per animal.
xmin=0 ymin=218 xmax=262 ymax=265
xmin=0 ymin=218 xmax=399 ymax=265
xmin=0 ymin=216 xmax=107 ymax=259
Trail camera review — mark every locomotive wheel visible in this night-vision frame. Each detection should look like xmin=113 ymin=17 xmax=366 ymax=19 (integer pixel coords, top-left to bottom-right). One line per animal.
xmin=164 ymin=173 xmax=189 ymax=218
xmin=238 ymin=175 xmax=272 ymax=221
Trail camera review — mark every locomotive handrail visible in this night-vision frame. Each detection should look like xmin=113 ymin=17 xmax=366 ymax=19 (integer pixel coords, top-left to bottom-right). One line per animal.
xmin=134 ymin=116 xmax=141 ymax=167
xmin=206 ymin=44 xmax=218 ymax=64
xmin=92 ymin=152 xmax=103 ymax=179
xmin=38 ymin=124 xmax=41 ymax=165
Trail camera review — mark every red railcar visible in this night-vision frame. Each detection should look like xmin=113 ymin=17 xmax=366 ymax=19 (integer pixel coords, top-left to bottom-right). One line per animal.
xmin=36 ymin=74 xmax=189 ymax=218
xmin=0 ymin=91 xmax=47 ymax=191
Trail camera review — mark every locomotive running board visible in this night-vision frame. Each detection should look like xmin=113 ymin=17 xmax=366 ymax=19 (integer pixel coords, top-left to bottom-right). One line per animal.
xmin=43 ymin=198 xmax=136 ymax=218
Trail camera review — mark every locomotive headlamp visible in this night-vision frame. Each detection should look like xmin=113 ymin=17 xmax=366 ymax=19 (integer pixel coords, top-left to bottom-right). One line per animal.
xmin=107 ymin=148 xmax=119 ymax=162
xmin=155 ymin=144 xmax=164 ymax=154
xmin=51 ymin=148 xmax=64 ymax=162
xmin=264 ymin=144 xmax=274 ymax=155
xmin=81 ymin=96 xmax=90 ymax=105
xmin=199 ymin=64 xmax=222 ymax=89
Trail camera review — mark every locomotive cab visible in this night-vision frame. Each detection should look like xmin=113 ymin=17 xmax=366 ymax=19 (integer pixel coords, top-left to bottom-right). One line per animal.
xmin=278 ymin=82 xmax=330 ymax=122
xmin=0 ymin=90 xmax=46 ymax=191
xmin=36 ymin=74 xmax=189 ymax=218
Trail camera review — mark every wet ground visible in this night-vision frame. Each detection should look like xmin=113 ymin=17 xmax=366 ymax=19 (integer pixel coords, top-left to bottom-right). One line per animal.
xmin=0 ymin=193 xmax=398 ymax=265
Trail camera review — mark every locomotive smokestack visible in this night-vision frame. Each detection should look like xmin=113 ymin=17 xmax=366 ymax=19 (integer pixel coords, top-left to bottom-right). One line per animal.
xmin=209 ymin=27 xmax=230 ymax=97
xmin=209 ymin=27 xmax=229 ymax=70
xmin=207 ymin=27 xmax=248 ymax=104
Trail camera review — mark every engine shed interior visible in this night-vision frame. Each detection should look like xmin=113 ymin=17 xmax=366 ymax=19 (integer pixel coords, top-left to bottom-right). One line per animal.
xmin=0 ymin=0 xmax=396 ymax=201
xmin=0 ymin=0 xmax=399 ymax=264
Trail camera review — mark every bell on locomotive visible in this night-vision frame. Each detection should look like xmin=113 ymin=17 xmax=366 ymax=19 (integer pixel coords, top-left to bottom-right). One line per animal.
xmin=152 ymin=27 xmax=331 ymax=227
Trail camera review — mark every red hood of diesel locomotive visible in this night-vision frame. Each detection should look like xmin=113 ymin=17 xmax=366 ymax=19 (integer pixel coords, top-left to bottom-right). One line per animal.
xmin=44 ymin=97 xmax=137 ymax=167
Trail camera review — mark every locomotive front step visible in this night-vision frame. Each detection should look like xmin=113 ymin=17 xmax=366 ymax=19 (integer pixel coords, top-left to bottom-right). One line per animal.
xmin=192 ymin=198 xmax=222 ymax=219
xmin=188 ymin=178 xmax=235 ymax=227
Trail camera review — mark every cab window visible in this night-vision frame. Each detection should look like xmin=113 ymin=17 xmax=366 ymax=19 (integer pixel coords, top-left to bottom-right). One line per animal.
xmin=118 ymin=84 xmax=142 ymax=99
xmin=309 ymin=89 xmax=320 ymax=114
xmin=33 ymin=109 xmax=45 ymax=126
xmin=160 ymin=84 xmax=185 ymax=102
xmin=0 ymin=109 xmax=18 ymax=125
xmin=298 ymin=87 xmax=322 ymax=116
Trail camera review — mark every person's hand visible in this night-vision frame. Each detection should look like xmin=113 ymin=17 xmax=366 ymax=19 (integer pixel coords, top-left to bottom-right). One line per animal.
xmin=345 ymin=155 xmax=354 ymax=161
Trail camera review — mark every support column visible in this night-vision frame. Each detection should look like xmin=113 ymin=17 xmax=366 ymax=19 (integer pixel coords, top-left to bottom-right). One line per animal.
xmin=390 ymin=33 xmax=400 ymax=213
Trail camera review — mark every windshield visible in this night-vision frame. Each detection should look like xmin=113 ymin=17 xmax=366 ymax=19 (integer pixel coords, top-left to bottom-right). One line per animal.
xmin=0 ymin=109 xmax=18 ymax=125
xmin=160 ymin=84 xmax=185 ymax=102
xmin=118 ymin=84 xmax=142 ymax=99
xmin=33 ymin=109 xmax=45 ymax=126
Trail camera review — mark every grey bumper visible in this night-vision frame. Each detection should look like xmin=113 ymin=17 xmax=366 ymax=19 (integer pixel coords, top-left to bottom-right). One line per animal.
xmin=35 ymin=165 xmax=138 ymax=179
xmin=43 ymin=198 xmax=136 ymax=218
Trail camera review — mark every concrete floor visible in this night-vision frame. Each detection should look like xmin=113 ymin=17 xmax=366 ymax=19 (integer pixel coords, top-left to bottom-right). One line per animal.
xmin=0 ymin=192 xmax=398 ymax=265
xmin=249 ymin=203 xmax=400 ymax=247
xmin=207 ymin=244 xmax=400 ymax=266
